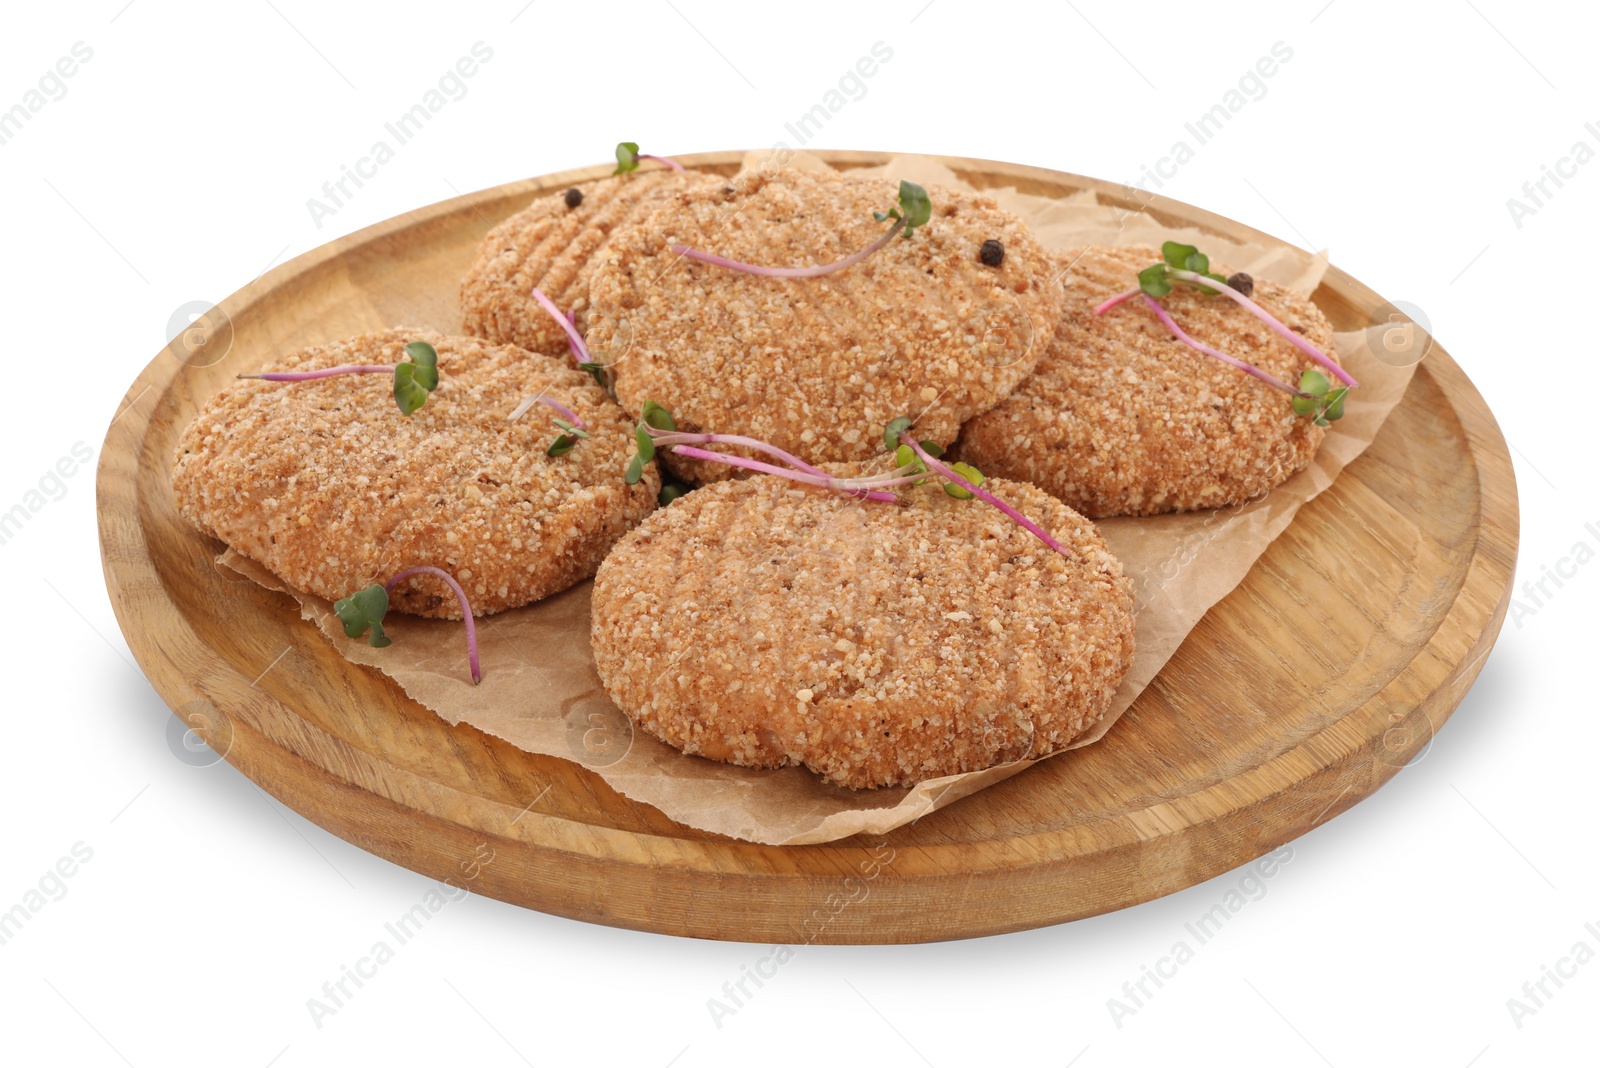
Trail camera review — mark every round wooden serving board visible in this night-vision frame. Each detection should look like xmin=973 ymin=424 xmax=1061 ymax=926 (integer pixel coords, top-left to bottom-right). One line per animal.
xmin=98 ymin=152 xmax=1518 ymax=943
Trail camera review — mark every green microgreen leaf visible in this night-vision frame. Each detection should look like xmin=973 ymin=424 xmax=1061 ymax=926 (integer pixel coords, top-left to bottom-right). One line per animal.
xmin=614 ymin=141 xmax=640 ymax=175
xmin=893 ymin=443 xmax=930 ymax=483
xmin=578 ymin=362 xmax=608 ymax=387
xmin=403 ymin=341 xmax=439 ymax=389
xmin=626 ymin=401 xmax=674 ymax=483
xmin=873 ymin=208 xmax=900 ymax=223
xmin=895 ymin=180 xmax=932 ymax=236
xmin=639 ymin=399 xmax=677 ymax=432
xmin=547 ymin=434 xmax=577 ymax=457
xmin=1162 ymin=241 xmax=1198 ymax=269
xmin=552 ymin=418 xmax=590 ymax=439
xmin=393 ymin=364 xmax=429 ymax=416
xmin=1291 ymin=372 xmax=1347 ymax=424
xmin=1299 ymin=369 xmax=1331 ymax=397
xmin=1138 ymin=263 xmax=1172 ymax=298
xmin=333 ymin=584 xmax=392 ymax=648
xmin=1323 ymin=386 xmax=1348 ymax=422
xmin=883 ymin=416 xmax=914 ymax=451
xmin=942 ymin=461 xmax=986 ymax=499
xmin=918 ymin=440 xmax=945 ymax=459
xmin=658 ymin=481 xmax=691 ymax=506
xmin=393 ymin=340 xmax=440 ymax=415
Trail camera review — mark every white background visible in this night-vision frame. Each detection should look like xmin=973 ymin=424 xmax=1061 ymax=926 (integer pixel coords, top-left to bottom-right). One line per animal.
xmin=2 ymin=1 xmax=1595 ymax=1065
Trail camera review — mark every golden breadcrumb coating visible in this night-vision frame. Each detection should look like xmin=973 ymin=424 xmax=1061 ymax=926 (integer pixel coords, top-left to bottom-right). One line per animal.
xmin=587 ymin=168 xmax=1066 ymax=483
xmin=459 ymin=171 xmax=718 ymax=355
xmin=591 ymin=473 xmax=1135 ymax=788
xmin=956 ymin=245 xmax=1337 ymax=518
xmin=171 ymin=329 xmax=659 ymax=618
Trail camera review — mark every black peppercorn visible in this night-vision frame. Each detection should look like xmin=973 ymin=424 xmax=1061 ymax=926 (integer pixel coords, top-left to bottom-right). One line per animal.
xmin=1226 ymin=271 xmax=1253 ymax=297
xmin=978 ymin=239 xmax=1005 ymax=267
xmin=564 ymin=188 xmax=583 ymax=209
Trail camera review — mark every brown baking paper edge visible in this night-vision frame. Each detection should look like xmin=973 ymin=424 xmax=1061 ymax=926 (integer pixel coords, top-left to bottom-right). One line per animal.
xmin=216 ymin=154 xmax=1418 ymax=845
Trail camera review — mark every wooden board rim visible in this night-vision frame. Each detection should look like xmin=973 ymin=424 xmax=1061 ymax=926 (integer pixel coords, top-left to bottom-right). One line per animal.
xmin=97 ymin=150 xmax=1520 ymax=942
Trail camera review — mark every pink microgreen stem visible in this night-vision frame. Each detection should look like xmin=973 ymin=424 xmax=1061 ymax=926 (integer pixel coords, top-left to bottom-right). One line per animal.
xmin=671 ymin=216 xmax=906 ymax=279
xmin=564 ymin=309 xmax=582 ymax=361
xmin=541 ymin=396 xmax=585 ymax=427
xmin=667 ymin=444 xmax=898 ymax=503
xmin=648 ymin=429 xmax=829 ymax=477
xmin=239 ymin=365 xmax=392 ymax=381
xmin=898 ymin=433 xmax=1072 ymax=559
xmin=1139 ymin=296 xmax=1303 ymax=397
xmin=384 ymin=566 xmax=481 ymax=684
xmin=829 ymin=466 xmax=930 ymax=490
xmin=651 ymin=430 xmax=904 ymax=501
xmin=1093 ymin=288 xmax=1142 ymax=315
xmin=639 ymin=153 xmax=685 ymax=172
xmin=530 ymin=287 xmax=591 ymax=363
xmin=509 ymin=394 xmax=586 ymax=426
xmin=1169 ymin=269 xmax=1357 ymax=388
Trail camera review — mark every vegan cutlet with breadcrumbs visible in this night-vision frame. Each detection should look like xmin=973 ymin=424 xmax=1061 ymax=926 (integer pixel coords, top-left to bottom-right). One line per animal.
xmin=171 ymin=329 xmax=658 ymax=617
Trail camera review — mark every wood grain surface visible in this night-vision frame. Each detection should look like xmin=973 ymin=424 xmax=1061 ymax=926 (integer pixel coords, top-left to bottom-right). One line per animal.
xmin=96 ymin=151 xmax=1519 ymax=943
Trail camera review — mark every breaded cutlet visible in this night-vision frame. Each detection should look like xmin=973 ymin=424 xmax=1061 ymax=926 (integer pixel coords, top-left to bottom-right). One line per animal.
xmin=591 ymin=472 xmax=1135 ymax=788
xmin=172 ymin=329 xmax=659 ymax=617
xmin=587 ymin=168 xmax=1067 ymax=483
xmin=459 ymin=171 xmax=718 ymax=356
xmin=957 ymin=245 xmax=1338 ymax=517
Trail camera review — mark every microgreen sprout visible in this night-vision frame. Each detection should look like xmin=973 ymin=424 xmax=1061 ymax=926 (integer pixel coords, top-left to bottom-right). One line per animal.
xmin=871 ymin=180 xmax=933 ymax=237
xmin=334 ymin=565 xmax=481 ymax=683
xmin=508 ymin=392 xmax=590 ymax=455
xmin=334 ymin=584 xmax=392 ymax=648
xmin=894 ymin=432 xmax=1071 ymax=558
xmin=546 ymin=415 xmax=591 ymax=457
xmin=625 ymin=400 xmax=901 ymax=501
xmin=670 ymin=180 xmax=932 ymax=279
xmin=612 ymin=402 xmax=1074 ymax=558
xmin=614 ymin=141 xmax=684 ymax=174
xmin=1091 ymin=240 xmax=1358 ymax=422
xmin=1138 ymin=295 xmax=1347 ymax=423
xmin=240 ymin=341 xmax=440 ymax=415
xmin=1096 ymin=241 xmax=1357 ymax=390
xmin=391 ymin=342 xmax=440 ymax=415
